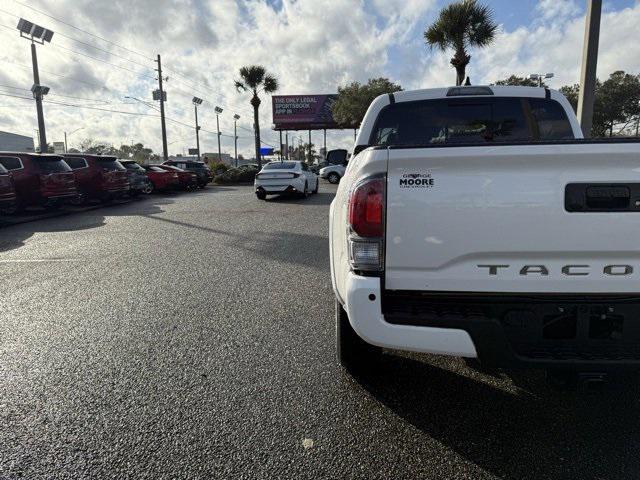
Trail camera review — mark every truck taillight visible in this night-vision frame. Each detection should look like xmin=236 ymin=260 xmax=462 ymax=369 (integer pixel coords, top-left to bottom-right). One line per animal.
xmin=349 ymin=177 xmax=385 ymax=237
xmin=347 ymin=175 xmax=385 ymax=272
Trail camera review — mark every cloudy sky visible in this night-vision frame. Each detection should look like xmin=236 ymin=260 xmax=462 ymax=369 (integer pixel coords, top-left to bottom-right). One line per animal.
xmin=0 ymin=0 xmax=638 ymax=157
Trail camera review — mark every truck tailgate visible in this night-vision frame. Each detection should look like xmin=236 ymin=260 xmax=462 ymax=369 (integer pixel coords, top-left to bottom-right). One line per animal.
xmin=385 ymin=142 xmax=640 ymax=293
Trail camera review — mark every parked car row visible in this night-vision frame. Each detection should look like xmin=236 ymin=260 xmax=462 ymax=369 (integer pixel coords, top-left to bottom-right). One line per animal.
xmin=0 ymin=152 xmax=213 ymax=215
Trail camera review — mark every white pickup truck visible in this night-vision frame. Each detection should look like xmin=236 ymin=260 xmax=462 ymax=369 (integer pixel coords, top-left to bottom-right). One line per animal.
xmin=330 ymin=85 xmax=640 ymax=378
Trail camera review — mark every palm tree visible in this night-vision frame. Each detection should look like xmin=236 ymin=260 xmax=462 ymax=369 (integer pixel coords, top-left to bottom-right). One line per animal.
xmin=424 ymin=0 xmax=498 ymax=86
xmin=234 ymin=66 xmax=278 ymax=168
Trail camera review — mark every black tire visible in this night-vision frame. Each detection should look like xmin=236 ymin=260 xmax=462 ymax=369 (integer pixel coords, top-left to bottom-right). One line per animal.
xmin=69 ymin=192 xmax=86 ymax=206
xmin=327 ymin=172 xmax=340 ymax=184
xmin=312 ymin=179 xmax=319 ymax=194
xmin=301 ymin=182 xmax=309 ymax=198
xmin=256 ymin=191 xmax=267 ymax=200
xmin=142 ymin=181 xmax=154 ymax=195
xmin=336 ymin=299 xmax=382 ymax=374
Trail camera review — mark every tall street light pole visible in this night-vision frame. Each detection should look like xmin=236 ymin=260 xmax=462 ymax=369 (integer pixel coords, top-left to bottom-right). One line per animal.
xmin=192 ymin=97 xmax=203 ymax=161
xmin=64 ymin=127 xmax=84 ymax=153
xmin=215 ymin=106 xmax=223 ymax=162
xmin=17 ymin=18 xmax=54 ymax=154
xmin=233 ymin=114 xmax=240 ymax=167
xmin=577 ymin=0 xmax=602 ymax=138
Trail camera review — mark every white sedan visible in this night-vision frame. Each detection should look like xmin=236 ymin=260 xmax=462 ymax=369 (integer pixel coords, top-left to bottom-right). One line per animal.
xmin=254 ymin=161 xmax=319 ymax=200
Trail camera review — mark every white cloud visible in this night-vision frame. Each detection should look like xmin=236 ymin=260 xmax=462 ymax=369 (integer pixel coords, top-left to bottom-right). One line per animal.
xmin=0 ymin=0 xmax=638 ymax=157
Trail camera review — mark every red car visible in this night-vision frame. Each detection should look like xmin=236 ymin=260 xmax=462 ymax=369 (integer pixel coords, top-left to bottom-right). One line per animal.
xmin=0 ymin=162 xmax=17 ymax=214
xmin=142 ymin=165 xmax=179 ymax=192
xmin=63 ymin=154 xmax=129 ymax=203
xmin=0 ymin=152 xmax=77 ymax=210
xmin=157 ymin=164 xmax=197 ymax=190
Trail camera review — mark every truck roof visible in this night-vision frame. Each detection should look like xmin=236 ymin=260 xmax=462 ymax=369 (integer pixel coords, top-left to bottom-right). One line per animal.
xmin=391 ymin=85 xmax=555 ymax=103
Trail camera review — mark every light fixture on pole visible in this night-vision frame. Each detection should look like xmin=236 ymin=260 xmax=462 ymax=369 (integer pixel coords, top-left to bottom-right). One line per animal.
xmin=214 ymin=106 xmax=223 ymax=162
xmin=64 ymin=127 xmax=84 ymax=153
xmin=529 ymin=72 xmax=554 ymax=87
xmin=17 ymin=18 xmax=54 ymax=154
xmin=193 ymin=97 xmax=203 ymax=161
xmin=233 ymin=114 xmax=240 ymax=167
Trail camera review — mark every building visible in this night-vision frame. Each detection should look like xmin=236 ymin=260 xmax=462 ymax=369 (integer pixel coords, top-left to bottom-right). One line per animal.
xmin=202 ymin=152 xmax=233 ymax=165
xmin=0 ymin=131 xmax=35 ymax=152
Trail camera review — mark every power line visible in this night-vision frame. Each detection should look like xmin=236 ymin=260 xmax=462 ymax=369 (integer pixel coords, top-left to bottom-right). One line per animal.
xmin=51 ymin=43 xmax=156 ymax=80
xmin=11 ymin=0 xmax=154 ymax=62
xmin=0 ymin=91 xmax=32 ymax=100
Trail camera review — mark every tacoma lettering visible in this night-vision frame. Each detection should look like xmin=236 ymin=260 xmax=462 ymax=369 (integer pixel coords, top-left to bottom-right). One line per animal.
xmin=477 ymin=264 xmax=635 ymax=276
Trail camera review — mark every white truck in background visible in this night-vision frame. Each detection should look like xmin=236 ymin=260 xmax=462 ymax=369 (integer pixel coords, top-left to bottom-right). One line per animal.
xmin=330 ymin=85 xmax=640 ymax=382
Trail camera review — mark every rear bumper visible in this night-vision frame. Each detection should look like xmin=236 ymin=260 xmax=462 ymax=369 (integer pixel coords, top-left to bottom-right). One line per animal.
xmin=382 ymin=290 xmax=640 ymax=371
xmin=255 ymin=178 xmax=305 ymax=194
xmin=342 ymin=273 xmax=477 ymax=358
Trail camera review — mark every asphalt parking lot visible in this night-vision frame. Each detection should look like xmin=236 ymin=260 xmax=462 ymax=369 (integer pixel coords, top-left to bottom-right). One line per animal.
xmin=2 ymin=184 xmax=640 ymax=480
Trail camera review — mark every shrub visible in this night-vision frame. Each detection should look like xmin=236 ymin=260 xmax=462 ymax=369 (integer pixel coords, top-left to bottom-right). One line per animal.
xmin=208 ymin=161 xmax=229 ymax=175
xmin=214 ymin=167 xmax=257 ymax=184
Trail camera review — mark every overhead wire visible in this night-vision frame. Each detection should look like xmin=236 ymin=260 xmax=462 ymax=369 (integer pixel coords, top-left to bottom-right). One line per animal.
xmin=0 ymin=4 xmax=281 ymax=152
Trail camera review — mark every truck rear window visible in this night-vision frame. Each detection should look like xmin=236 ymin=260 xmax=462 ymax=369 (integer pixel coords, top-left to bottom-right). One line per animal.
xmin=370 ymin=97 xmax=574 ymax=146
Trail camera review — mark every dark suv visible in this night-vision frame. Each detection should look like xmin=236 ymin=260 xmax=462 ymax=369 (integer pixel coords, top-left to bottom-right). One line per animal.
xmin=163 ymin=160 xmax=212 ymax=188
xmin=119 ymin=160 xmax=151 ymax=196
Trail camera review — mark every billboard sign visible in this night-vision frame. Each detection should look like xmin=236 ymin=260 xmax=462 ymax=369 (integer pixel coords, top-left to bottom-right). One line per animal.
xmin=53 ymin=141 xmax=65 ymax=154
xmin=272 ymin=94 xmax=350 ymax=131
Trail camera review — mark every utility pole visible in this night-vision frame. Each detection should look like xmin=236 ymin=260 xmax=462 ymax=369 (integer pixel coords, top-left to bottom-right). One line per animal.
xmin=279 ymin=131 xmax=283 ymax=161
xmin=194 ymin=104 xmax=201 ymax=161
xmin=192 ymin=97 xmax=203 ymax=161
xmin=215 ymin=106 xmax=223 ymax=162
xmin=577 ymin=0 xmax=602 ymax=138
xmin=155 ymin=54 xmax=169 ymax=161
xmin=323 ymin=129 xmax=327 ymax=160
xmin=64 ymin=127 xmax=84 ymax=153
xmin=233 ymin=114 xmax=240 ymax=167
xmin=285 ymin=131 xmax=289 ymax=160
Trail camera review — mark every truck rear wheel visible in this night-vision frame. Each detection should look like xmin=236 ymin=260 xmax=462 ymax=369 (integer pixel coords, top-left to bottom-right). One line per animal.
xmin=336 ymin=298 xmax=382 ymax=374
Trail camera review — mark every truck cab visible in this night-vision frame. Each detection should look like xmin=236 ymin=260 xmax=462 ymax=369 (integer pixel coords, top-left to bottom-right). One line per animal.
xmin=330 ymin=85 xmax=640 ymax=377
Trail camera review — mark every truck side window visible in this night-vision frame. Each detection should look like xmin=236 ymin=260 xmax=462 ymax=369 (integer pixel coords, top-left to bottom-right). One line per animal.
xmin=528 ymin=98 xmax=574 ymax=139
